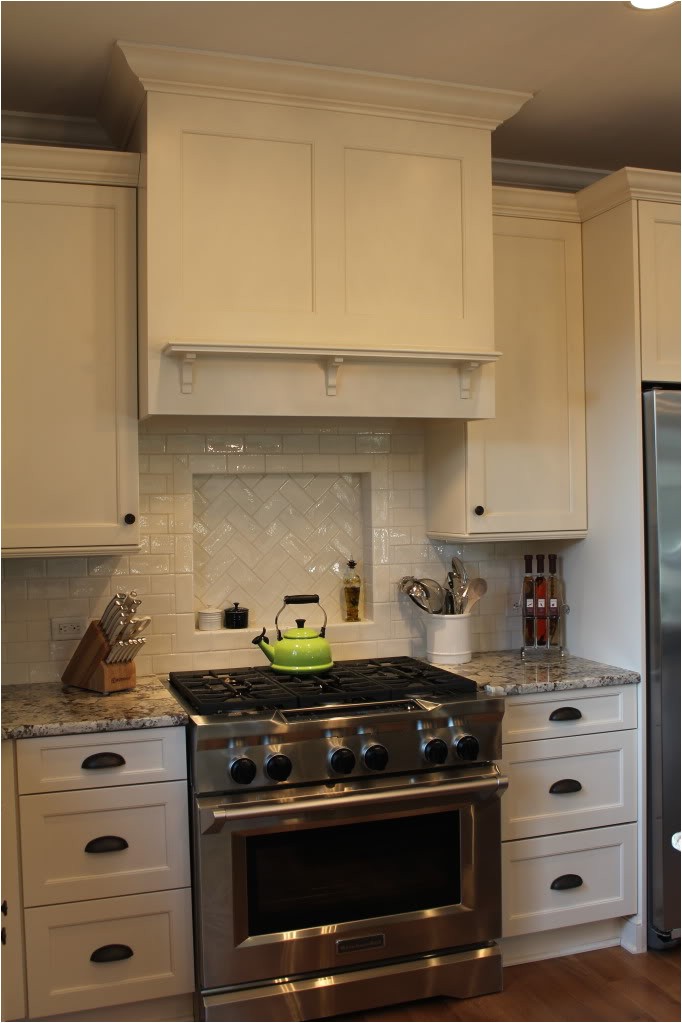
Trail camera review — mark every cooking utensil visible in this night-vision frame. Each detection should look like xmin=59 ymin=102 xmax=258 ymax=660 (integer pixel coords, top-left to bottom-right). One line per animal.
xmin=463 ymin=578 xmax=487 ymax=613
xmin=252 ymin=594 xmax=333 ymax=673
xmin=416 ymin=578 xmax=446 ymax=614
xmin=400 ymin=578 xmax=431 ymax=613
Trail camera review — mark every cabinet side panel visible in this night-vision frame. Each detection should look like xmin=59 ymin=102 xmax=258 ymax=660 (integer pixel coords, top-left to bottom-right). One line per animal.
xmin=638 ymin=201 xmax=681 ymax=383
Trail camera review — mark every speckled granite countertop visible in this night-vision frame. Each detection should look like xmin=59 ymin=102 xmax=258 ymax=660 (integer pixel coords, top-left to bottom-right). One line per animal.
xmin=435 ymin=650 xmax=640 ymax=695
xmin=1 ymin=675 xmax=188 ymax=740
xmin=1 ymin=652 xmax=639 ymax=740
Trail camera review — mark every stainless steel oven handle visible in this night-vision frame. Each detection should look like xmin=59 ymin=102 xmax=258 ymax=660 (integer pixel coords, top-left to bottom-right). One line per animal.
xmin=200 ymin=770 xmax=508 ymax=834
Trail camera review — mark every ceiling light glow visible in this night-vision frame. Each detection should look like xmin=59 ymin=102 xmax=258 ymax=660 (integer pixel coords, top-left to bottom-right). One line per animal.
xmin=629 ymin=0 xmax=677 ymax=9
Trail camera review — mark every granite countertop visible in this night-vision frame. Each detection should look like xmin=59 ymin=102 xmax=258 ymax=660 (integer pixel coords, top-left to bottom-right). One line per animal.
xmin=1 ymin=651 xmax=640 ymax=740
xmin=1 ymin=675 xmax=188 ymax=740
xmin=437 ymin=650 xmax=640 ymax=695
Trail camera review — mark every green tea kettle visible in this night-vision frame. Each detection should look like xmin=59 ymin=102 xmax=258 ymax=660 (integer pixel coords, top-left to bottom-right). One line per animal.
xmin=252 ymin=594 xmax=333 ymax=673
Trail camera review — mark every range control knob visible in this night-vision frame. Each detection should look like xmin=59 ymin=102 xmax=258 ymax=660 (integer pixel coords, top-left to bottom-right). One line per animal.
xmin=454 ymin=735 xmax=480 ymax=762
xmin=424 ymin=738 xmax=449 ymax=765
xmin=330 ymin=747 xmax=356 ymax=775
xmin=230 ymin=757 xmax=257 ymax=785
xmin=364 ymin=744 xmax=389 ymax=771
xmin=265 ymin=754 xmax=293 ymax=782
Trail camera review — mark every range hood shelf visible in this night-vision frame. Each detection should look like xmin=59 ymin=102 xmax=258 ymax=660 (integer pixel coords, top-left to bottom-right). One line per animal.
xmin=163 ymin=343 xmax=501 ymax=400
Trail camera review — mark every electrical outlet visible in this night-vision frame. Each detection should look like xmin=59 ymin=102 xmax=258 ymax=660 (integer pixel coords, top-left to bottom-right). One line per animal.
xmin=51 ymin=617 xmax=87 ymax=641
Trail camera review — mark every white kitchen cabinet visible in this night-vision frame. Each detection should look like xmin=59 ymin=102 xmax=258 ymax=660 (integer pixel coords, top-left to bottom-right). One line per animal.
xmin=426 ymin=188 xmax=587 ymax=541
xmin=500 ymin=685 xmax=638 ymax=940
xmin=1 ymin=144 xmax=140 ymax=556
xmin=2 ymin=742 xmax=27 ymax=1022
xmin=8 ymin=727 xmax=194 ymax=1020
xmin=577 ymin=168 xmax=680 ymax=385
xmin=101 ymin=42 xmax=529 ymax=418
xmin=638 ymin=200 xmax=680 ymax=383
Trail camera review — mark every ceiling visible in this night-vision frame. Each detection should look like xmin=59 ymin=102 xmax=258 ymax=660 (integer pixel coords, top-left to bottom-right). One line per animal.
xmin=2 ymin=0 xmax=680 ymax=174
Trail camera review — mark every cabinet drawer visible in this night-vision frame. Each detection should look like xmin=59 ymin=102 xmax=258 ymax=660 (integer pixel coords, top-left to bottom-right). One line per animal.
xmin=501 ymin=729 xmax=637 ymax=840
xmin=502 ymin=823 xmax=637 ymax=937
xmin=502 ymin=686 xmax=637 ymax=744
xmin=16 ymin=727 xmax=187 ymax=793
xmin=24 ymin=888 xmax=194 ymax=1018
xmin=20 ymin=781 xmax=190 ymax=907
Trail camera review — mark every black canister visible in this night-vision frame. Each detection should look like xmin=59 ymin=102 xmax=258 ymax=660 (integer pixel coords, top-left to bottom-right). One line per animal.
xmin=225 ymin=602 xmax=249 ymax=629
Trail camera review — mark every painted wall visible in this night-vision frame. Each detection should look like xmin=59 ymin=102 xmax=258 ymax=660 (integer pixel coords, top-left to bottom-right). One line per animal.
xmin=2 ymin=416 xmax=570 ymax=684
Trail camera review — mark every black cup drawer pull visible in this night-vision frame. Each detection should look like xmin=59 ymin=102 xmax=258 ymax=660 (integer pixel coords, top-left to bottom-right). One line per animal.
xmin=549 ymin=778 xmax=583 ymax=795
xmin=549 ymin=707 xmax=582 ymax=722
xmin=81 ymin=752 xmax=126 ymax=770
xmin=84 ymin=835 xmax=129 ymax=854
xmin=550 ymin=873 xmax=583 ymax=891
xmin=90 ymin=943 xmax=134 ymax=963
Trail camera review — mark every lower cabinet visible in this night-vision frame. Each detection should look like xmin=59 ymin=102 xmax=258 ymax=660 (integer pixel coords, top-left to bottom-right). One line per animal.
xmin=7 ymin=726 xmax=194 ymax=1020
xmin=500 ymin=686 xmax=638 ymax=940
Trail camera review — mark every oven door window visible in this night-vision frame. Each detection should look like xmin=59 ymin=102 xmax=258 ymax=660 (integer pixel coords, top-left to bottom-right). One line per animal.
xmin=246 ymin=810 xmax=460 ymax=935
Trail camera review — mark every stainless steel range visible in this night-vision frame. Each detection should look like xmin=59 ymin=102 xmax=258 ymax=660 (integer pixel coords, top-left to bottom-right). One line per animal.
xmin=168 ymin=655 xmax=508 ymax=1022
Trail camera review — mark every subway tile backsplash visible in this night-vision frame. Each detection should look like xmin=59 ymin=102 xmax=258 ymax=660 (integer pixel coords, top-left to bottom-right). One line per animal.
xmin=2 ymin=417 xmax=558 ymax=684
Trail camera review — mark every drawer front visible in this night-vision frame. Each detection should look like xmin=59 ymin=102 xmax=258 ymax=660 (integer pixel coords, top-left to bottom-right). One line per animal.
xmin=502 ymin=823 xmax=637 ymax=937
xmin=20 ymin=781 xmax=191 ymax=907
xmin=16 ymin=726 xmax=187 ymax=794
xmin=502 ymin=685 xmax=637 ymax=744
xmin=24 ymin=888 xmax=194 ymax=1018
xmin=501 ymin=729 xmax=637 ymax=840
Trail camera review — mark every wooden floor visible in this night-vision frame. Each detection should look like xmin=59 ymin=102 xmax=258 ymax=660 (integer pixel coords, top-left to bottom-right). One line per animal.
xmin=322 ymin=946 xmax=681 ymax=1023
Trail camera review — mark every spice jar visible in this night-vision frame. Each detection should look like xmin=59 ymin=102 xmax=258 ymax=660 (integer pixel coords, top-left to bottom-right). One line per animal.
xmin=224 ymin=602 xmax=249 ymax=629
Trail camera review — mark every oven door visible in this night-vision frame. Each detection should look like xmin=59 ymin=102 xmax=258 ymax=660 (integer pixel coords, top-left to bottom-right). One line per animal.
xmin=194 ymin=766 xmax=507 ymax=990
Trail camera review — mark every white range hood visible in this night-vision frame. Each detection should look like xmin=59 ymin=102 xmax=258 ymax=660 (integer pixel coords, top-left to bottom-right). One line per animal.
xmin=100 ymin=42 xmax=530 ymax=420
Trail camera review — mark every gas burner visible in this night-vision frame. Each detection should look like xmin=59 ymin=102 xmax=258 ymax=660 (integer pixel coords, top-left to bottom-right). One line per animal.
xmin=168 ymin=656 xmax=478 ymax=715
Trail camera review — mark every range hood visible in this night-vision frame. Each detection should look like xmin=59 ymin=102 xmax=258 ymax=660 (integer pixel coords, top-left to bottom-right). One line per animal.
xmin=100 ymin=42 xmax=530 ymax=420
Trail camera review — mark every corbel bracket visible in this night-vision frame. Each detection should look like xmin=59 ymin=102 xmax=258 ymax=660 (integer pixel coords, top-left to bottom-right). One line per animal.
xmin=325 ymin=356 xmax=344 ymax=396
xmin=459 ymin=361 xmax=481 ymax=400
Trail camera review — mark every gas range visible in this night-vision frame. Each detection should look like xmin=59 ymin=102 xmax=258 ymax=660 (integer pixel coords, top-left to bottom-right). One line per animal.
xmin=168 ymin=656 xmax=503 ymax=796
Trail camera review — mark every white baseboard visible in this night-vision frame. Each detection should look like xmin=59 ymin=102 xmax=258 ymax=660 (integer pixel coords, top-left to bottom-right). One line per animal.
xmin=501 ymin=918 xmax=625 ymax=966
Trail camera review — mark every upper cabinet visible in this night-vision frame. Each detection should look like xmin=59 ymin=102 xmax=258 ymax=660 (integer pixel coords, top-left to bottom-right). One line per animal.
xmin=577 ymin=169 xmax=680 ymax=385
xmin=100 ymin=42 xmax=530 ymax=418
xmin=1 ymin=145 xmax=140 ymax=556
xmin=426 ymin=188 xmax=587 ymax=541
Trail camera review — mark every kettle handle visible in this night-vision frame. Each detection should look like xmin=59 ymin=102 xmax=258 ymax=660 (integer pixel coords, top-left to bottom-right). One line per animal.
xmin=275 ymin=596 xmax=328 ymax=639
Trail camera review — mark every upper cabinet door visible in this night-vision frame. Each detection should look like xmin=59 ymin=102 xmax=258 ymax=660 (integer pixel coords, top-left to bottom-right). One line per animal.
xmin=638 ymin=201 xmax=681 ymax=383
xmin=426 ymin=208 xmax=587 ymax=541
xmin=1 ymin=179 xmax=139 ymax=555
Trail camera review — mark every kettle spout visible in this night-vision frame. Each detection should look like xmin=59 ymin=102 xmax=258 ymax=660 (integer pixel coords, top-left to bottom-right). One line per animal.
xmin=252 ymin=627 xmax=275 ymax=663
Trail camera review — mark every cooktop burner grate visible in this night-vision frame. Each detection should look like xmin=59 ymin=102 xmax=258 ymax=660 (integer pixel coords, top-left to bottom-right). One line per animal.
xmin=169 ymin=656 xmax=478 ymax=714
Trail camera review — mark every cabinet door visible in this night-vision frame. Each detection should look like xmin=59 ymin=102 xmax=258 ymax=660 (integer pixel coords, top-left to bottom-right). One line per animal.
xmin=1 ymin=179 xmax=139 ymax=554
xmin=466 ymin=216 xmax=587 ymax=535
xmin=639 ymin=201 xmax=681 ymax=383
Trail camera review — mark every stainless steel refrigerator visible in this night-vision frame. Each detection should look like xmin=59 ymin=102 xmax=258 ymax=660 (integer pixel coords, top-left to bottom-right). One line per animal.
xmin=643 ymin=387 xmax=681 ymax=949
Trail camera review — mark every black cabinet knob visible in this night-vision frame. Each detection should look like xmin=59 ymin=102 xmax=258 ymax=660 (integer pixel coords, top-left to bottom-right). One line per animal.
xmin=230 ymin=758 xmax=257 ymax=785
xmin=424 ymin=738 xmax=448 ymax=765
xmin=1 ymin=901 xmax=7 ymax=916
xmin=124 ymin=513 xmax=136 ymax=525
xmin=474 ymin=505 xmax=485 ymax=516
xmin=363 ymin=744 xmax=389 ymax=771
xmin=454 ymin=735 xmax=480 ymax=761
xmin=265 ymin=754 xmax=292 ymax=782
xmin=81 ymin=752 xmax=126 ymax=770
xmin=330 ymin=747 xmax=356 ymax=775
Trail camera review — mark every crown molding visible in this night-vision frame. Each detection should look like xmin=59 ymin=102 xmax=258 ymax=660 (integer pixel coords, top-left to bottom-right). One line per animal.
xmin=576 ymin=166 xmax=681 ymax=221
xmin=491 ymin=157 xmax=608 ymax=193
xmin=99 ymin=41 xmax=532 ymax=147
xmin=2 ymin=143 xmax=140 ymax=186
xmin=492 ymin=185 xmax=580 ymax=222
xmin=1 ymin=110 xmax=114 ymax=150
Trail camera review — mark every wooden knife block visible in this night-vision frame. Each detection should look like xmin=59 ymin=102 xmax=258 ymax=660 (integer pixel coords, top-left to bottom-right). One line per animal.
xmin=61 ymin=621 xmax=136 ymax=694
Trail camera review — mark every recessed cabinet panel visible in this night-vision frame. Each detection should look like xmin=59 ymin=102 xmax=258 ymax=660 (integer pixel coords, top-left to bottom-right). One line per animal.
xmin=1 ymin=176 xmax=138 ymax=554
xmin=639 ymin=201 xmax=681 ymax=383
xmin=181 ymin=131 xmax=314 ymax=327
xmin=344 ymin=148 xmax=463 ymax=322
